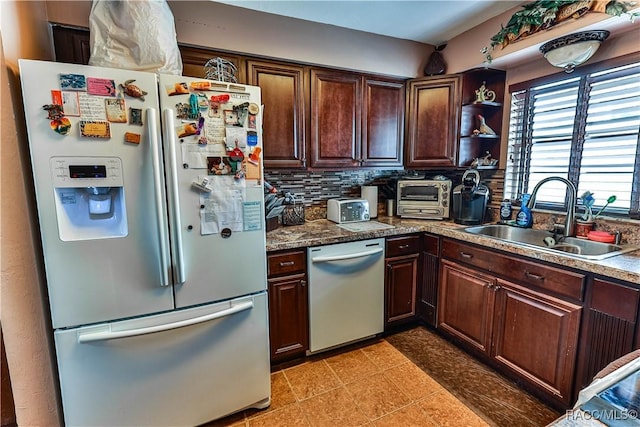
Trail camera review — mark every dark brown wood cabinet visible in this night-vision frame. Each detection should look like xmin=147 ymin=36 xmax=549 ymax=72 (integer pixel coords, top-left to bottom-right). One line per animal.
xmin=492 ymin=280 xmax=581 ymax=405
xmin=418 ymin=233 xmax=440 ymax=327
xmin=52 ymin=25 xmax=91 ymax=65
xmin=384 ymin=235 xmax=420 ymax=328
xmin=362 ymin=78 xmax=405 ymax=168
xmin=310 ymin=69 xmax=362 ymax=168
xmin=247 ymin=60 xmax=308 ymax=169
xmin=310 ymin=69 xmax=404 ymax=169
xmin=405 ymin=75 xmax=461 ymax=168
xmin=439 ymin=260 xmax=495 ymax=354
xmin=575 ymin=277 xmax=640 ymax=391
xmin=405 ymin=69 xmax=506 ymax=169
xmin=439 ymin=238 xmax=584 ymax=407
xmin=267 ymin=250 xmax=309 ymax=363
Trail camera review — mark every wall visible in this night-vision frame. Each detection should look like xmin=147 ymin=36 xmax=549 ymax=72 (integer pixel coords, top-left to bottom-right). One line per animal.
xmin=45 ymin=0 xmax=432 ymax=78
xmin=0 ymin=1 xmax=61 ymax=426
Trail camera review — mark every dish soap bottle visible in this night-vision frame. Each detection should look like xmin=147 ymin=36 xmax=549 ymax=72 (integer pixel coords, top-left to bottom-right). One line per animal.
xmin=516 ymin=194 xmax=533 ymax=228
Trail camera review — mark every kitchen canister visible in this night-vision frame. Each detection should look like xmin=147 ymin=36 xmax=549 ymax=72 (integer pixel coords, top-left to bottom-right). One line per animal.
xmin=361 ymin=185 xmax=378 ymax=218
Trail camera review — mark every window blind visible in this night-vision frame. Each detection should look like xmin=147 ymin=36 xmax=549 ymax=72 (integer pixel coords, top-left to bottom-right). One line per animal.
xmin=506 ymin=62 xmax=640 ymax=218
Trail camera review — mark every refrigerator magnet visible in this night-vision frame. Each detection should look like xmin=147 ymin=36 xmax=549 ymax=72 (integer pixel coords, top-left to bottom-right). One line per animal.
xmin=248 ymin=103 xmax=259 ymax=115
xmin=190 ymin=81 xmax=211 ymax=91
xmin=166 ymin=82 xmax=189 ymax=96
xmin=59 ymin=73 xmax=87 ymax=91
xmin=207 ymin=157 xmax=233 ymax=175
xmin=43 ymin=104 xmax=64 ymax=121
xmin=119 ymin=80 xmax=147 ymax=101
xmin=177 ymin=122 xmax=198 ymax=138
xmin=129 ymin=108 xmax=143 ymax=126
xmin=233 ymin=102 xmax=249 ymax=127
xmin=124 ymin=132 xmax=141 ymax=144
xmin=87 ymin=77 xmax=116 ymax=97
xmin=105 ymin=99 xmax=127 ymax=123
xmin=80 ymin=121 xmax=111 ymax=138
xmin=50 ymin=117 xmax=72 ymax=136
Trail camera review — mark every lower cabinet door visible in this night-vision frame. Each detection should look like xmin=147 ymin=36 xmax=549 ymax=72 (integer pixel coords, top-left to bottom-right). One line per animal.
xmin=268 ymin=273 xmax=309 ymax=362
xmin=385 ymin=254 xmax=419 ymax=326
xmin=492 ymin=281 xmax=582 ymax=405
xmin=438 ymin=260 xmax=495 ymax=355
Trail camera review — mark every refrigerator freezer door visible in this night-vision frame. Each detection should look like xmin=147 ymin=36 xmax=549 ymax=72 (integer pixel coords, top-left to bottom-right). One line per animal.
xmin=19 ymin=60 xmax=174 ymax=328
xmin=158 ymin=75 xmax=267 ymax=307
xmin=54 ymin=293 xmax=271 ymax=427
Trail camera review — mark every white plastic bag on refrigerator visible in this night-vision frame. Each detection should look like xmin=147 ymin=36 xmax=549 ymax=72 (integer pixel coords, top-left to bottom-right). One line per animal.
xmin=88 ymin=0 xmax=183 ymax=75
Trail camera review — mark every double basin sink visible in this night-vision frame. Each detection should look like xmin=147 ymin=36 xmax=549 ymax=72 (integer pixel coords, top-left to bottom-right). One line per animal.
xmin=464 ymin=224 xmax=638 ymax=261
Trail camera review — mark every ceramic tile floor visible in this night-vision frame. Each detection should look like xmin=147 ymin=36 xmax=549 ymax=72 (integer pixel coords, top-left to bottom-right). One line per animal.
xmin=203 ymin=326 xmax=562 ymax=427
xmin=204 ymin=338 xmax=498 ymax=426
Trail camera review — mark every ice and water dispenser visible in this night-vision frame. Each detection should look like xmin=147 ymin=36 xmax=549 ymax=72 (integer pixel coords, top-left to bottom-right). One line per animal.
xmin=51 ymin=157 xmax=128 ymax=241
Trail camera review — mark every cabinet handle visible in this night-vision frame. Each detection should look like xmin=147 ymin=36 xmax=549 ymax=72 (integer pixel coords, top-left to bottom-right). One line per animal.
xmin=494 ymin=285 xmax=502 ymax=291
xmin=459 ymin=252 xmax=473 ymax=259
xmin=300 ymin=280 xmax=307 ymax=287
xmin=487 ymin=283 xmax=494 ymax=290
xmin=279 ymin=261 xmax=295 ymax=267
xmin=398 ymin=244 xmax=410 ymax=249
xmin=524 ymin=271 xmax=545 ymax=281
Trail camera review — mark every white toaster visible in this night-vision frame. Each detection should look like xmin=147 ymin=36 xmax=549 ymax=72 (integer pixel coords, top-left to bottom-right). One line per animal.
xmin=327 ymin=198 xmax=370 ymax=223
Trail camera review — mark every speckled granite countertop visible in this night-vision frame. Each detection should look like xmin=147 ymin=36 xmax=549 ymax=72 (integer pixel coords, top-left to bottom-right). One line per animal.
xmin=266 ymin=216 xmax=640 ymax=284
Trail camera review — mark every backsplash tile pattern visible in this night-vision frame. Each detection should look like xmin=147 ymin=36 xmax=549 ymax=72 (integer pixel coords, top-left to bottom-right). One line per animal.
xmin=264 ymin=168 xmax=504 ymax=214
xmin=264 ymin=168 xmax=639 ymax=244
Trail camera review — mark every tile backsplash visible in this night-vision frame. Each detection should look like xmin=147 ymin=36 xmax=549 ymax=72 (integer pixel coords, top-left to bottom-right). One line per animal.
xmin=264 ymin=169 xmax=638 ymax=244
xmin=264 ymin=168 xmax=505 ymax=213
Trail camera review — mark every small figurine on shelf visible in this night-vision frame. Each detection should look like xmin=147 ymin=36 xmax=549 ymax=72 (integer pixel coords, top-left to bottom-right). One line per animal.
xmin=474 ymin=81 xmax=496 ymax=103
xmin=473 ymin=114 xmax=497 ymax=136
xmin=470 ymin=151 xmax=498 ymax=169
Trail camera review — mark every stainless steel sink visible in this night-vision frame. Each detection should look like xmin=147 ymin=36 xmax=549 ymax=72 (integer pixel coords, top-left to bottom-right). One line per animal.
xmin=463 ymin=224 xmax=638 ymax=260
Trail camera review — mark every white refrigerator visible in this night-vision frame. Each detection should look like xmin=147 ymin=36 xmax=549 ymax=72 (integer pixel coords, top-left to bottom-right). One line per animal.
xmin=18 ymin=59 xmax=270 ymax=427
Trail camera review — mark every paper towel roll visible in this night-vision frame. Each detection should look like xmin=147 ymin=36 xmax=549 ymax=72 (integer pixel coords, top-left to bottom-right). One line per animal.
xmin=361 ymin=185 xmax=378 ymax=218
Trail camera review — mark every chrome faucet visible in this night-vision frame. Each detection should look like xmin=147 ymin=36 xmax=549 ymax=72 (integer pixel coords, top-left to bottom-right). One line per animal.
xmin=527 ymin=177 xmax=577 ymax=237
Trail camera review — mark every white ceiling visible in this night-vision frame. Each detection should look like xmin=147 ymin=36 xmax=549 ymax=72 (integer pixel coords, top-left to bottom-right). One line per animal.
xmin=213 ymin=0 xmax=524 ymax=45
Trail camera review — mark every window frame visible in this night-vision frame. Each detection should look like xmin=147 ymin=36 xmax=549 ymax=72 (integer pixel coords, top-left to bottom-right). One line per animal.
xmin=506 ymin=53 xmax=640 ymax=219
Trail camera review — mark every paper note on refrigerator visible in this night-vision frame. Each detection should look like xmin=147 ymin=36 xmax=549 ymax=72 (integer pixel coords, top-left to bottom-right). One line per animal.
xmin=200 ymin=176 xmax=246 ymax=235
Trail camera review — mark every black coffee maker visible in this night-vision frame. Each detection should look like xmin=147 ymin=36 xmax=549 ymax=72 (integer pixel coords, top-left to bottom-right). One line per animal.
xmin=452 ymin=169 xmax=490 ymax=225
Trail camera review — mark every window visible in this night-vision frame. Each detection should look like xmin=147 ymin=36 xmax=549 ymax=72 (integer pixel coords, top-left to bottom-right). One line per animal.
xmin=505 ymin=61 xmax=640 ymax=219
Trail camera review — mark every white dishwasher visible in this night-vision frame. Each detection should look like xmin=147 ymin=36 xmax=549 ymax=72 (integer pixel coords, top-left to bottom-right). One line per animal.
xmin=307 ymin=238 xmax=385 ymax=354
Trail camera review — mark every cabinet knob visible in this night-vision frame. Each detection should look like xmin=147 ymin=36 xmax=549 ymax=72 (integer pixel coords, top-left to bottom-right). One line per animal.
xmin=300 ymin=280 xmax=307 ymax=287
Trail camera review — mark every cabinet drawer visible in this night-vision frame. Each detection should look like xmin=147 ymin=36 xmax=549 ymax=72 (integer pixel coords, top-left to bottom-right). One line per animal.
xmin=267 ymin=250 xmax=307 ymax=277
xmin=442 ymin=239 xmax=585 ymax=301
xmin=386 ymin=235 xmax=421 ymax=257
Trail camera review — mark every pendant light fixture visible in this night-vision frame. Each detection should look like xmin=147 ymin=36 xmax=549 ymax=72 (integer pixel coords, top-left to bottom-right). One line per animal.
xmin=539 ymin=30 xmax=610 ymax=73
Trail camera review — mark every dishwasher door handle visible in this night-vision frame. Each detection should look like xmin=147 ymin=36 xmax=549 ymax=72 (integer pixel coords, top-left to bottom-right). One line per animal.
xmin=311 ymin=248 xmax=384 ymax=263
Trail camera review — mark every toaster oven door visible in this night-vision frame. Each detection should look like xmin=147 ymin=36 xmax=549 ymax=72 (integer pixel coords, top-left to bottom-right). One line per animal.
xmin=400 ymin=184 xmax=440 ymax=202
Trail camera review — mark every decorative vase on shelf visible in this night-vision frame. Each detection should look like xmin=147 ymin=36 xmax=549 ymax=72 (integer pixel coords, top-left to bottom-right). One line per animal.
xmin=424 ymin=44 xmax=447 ymax=76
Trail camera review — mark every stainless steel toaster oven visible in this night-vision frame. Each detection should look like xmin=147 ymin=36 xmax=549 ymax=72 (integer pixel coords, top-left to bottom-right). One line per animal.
xmin=396 ymin=179 xmax=451 ymax=219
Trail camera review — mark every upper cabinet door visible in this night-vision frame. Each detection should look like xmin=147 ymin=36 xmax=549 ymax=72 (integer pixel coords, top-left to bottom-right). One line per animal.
xmin=180 ymin=46 xmax=246 ymax=82
xmin=52 ymin=25 xmax=91 ymax=65
xmin=248 ymin=61 xmax=308 ymax=169
xmin=310 ymin=69 xmax=362 ymax=169
xmin=362 ymin=78 xmax=405 ymax=168
xmin=405 ymin=76 xmax=461 ymax=168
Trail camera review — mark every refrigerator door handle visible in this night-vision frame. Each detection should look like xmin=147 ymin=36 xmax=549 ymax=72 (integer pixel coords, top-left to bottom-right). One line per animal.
xmin=77 ymin=300 xmax=254 ymax=343
xmin=148 ymin=108 xmax=170 ymax=287
xmin=163 ymin=108 xmax=186 ymax=285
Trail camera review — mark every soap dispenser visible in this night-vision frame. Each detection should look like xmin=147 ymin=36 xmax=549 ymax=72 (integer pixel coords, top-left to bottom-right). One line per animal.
xmin=516 ymin=194 xmax=533 ymax=228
